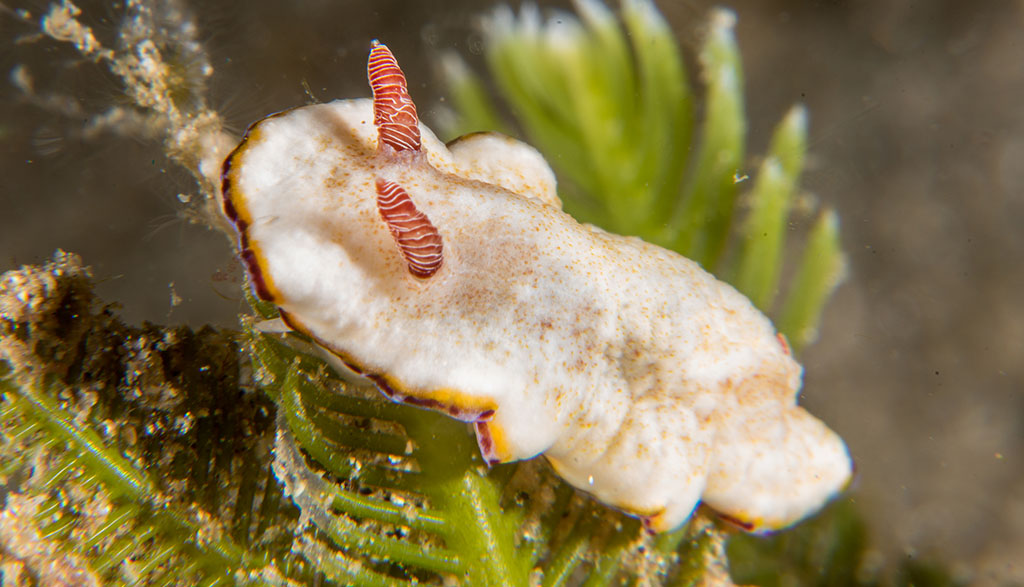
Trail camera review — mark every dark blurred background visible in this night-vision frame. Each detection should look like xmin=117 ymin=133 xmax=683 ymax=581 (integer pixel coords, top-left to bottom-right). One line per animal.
xmin=2 ymin=1 xmax=1022 ymax=582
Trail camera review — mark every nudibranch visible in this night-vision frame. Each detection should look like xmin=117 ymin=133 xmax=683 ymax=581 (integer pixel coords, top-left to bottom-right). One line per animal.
xmin=221 ymin=41 xmax=851 ymax=533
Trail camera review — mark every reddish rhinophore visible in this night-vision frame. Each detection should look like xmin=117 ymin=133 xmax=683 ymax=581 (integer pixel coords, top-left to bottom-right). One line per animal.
xmin=375 ymin=178 xmax=443 ymax=278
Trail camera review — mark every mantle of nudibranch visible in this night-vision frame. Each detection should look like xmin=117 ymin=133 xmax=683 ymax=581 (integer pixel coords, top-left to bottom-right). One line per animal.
xmin=221 ymin=98 xmax=851 ymax=534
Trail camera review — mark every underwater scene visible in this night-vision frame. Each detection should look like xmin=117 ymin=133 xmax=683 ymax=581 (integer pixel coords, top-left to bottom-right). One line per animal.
xmin=1 ymin=1 xmax=1021 ymax=585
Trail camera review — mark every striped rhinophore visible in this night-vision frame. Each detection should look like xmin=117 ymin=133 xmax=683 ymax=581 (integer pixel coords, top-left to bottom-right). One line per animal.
xmin=368 ymin=40 xmax=421 ymax=152
xmin=375 ymin=178 xmax=443 ymax=278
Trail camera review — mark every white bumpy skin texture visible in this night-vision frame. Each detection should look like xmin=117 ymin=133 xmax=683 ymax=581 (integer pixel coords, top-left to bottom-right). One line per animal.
xmin=221 ymin=42 xmax=851 ymax=533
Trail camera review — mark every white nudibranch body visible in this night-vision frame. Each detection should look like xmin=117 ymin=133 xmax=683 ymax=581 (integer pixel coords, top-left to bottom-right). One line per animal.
xmin=221 ymin=42 xmax=851 ymax=533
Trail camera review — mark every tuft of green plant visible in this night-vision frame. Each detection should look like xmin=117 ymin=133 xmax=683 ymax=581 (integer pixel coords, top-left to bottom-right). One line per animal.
xmin=0 ymin=252 xmax=306 ymax=586
xmin=441 ymin=0 xmax=845 ymax=351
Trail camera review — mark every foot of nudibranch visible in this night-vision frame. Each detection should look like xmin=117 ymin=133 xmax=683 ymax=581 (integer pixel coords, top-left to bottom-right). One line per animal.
xmin=640 ymin=513 xmax=663 ymax=535
xmin=366 ymin=373 xmax=497 ymax=423
xmin=712 ymin=510 xmax=757 ymax=533
xmin=642 ymin=505 xmax=752 ymax=535
xmin=473 ymin=420 xmax=507 ymax=466
xmin=268 ymin=310 xmax=372 ymax=383
xmin=640 ymin=508 xmax=691 ymax=535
